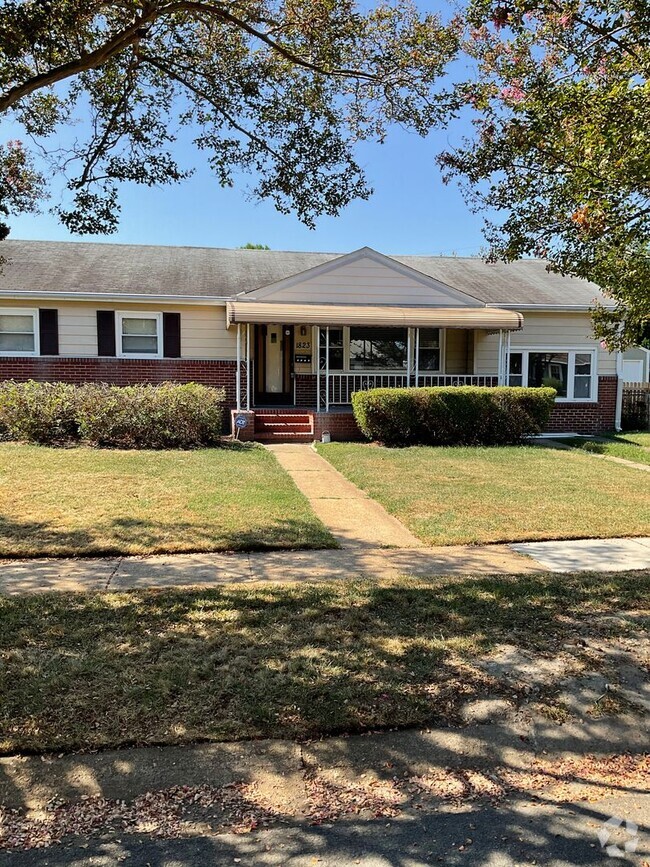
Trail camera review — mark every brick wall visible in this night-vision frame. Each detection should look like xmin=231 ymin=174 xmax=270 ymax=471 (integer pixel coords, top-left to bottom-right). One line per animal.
xmin=0 ymin=357 xmax=240 ymax=407
xmin=295 ymin=373 xmax=317 ymax=407
xmin=546 ymin=375 xmax=617 ymax=434
xmin=312 ymin=411 xmax=363 ymax=441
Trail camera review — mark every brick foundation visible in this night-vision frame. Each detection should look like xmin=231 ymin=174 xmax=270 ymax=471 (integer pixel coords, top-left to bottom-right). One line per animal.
xmin=0 ymin=357 xmax=239 ymax=407
xmin=312 ymin=411 xmax=363 ymax=441
xmin=546 ymin=375 xmax=618 ymax=434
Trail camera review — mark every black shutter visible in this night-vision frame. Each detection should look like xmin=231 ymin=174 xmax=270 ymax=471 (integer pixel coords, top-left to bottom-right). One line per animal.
xmin=39 ymin=309 xmax=59 ymax=356
xmin=97 ymin=310 xmax=116 ymax=356
xmin=163 ymin=312 xmax=181 ymax=358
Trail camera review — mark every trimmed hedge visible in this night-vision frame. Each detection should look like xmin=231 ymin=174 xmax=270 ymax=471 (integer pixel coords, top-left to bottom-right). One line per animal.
xmin=0 ymin=381 xmax=226 ymax=448
xmin=352 ymin=386 xmax=557 ymax=446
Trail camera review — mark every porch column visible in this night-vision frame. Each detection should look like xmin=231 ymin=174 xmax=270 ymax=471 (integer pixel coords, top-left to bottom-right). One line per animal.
xmin=325 ymin=325 xmax=330 ymax=412
xmin=236 ymin=323 xmax=241 ymax=410
xmin=415 ymin=327 xmax=420 ymax=387
xmin=505 ymin=330 xmax=511 ymax=388
xmin=407 ymin=327 xmax=412 ymax=386
xmin=315 ymin=326 xmax=321 ymax=411
xmin=245 ymin=323 xmax=251 ymax=410
xmin=497 ymin=329 xmax=504 ymax=385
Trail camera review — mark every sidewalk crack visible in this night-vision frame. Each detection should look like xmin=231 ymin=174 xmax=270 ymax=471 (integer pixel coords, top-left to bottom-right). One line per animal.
xmin=105 ymin=557 xmax=123 ymax=590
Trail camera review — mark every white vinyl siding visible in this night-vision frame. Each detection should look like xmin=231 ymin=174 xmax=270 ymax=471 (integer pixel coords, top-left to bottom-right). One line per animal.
xmin=248 ymin=255 xmax=480 ymax=307
xmin=0 ymin=299 xmax=236 ymax=359
xmin=474 ymin=312 xmax=616 ymax=379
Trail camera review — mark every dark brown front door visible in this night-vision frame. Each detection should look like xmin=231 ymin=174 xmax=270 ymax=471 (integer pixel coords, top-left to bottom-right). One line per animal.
xmin=254 ymin=324 xmax=293 ymax=405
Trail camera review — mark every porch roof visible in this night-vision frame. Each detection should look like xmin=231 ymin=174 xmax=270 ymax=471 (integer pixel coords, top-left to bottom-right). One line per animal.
xmin=226 ymin=301 xmax=523 ymax=330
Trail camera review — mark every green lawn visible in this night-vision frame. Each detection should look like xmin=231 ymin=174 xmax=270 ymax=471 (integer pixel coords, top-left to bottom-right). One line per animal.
xmin=618 ymin=431 xmax=650 ymax=448
xmin=556 ymin=434 xmax=650 ymax=467
xmin=0 ymin=443 xmax=335 ymax=557
xmin=317 ymin=443 xmax=650 ymax=546
xmin=1 ymin=571 xmax=647 ymax=753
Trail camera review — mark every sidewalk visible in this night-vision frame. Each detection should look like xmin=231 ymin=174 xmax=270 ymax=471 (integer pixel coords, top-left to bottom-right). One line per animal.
xmin=1 ymin=717 xmax=648 ymax=862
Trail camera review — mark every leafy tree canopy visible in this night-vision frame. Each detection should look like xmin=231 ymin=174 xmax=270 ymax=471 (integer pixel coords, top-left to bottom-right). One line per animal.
xmin=240 ymin=242 xmax=271 ymax=249
xmin=0 ymin=0 xmax=457 ymax=235
xmin=439 ymin=0 xmax=650 ymax=347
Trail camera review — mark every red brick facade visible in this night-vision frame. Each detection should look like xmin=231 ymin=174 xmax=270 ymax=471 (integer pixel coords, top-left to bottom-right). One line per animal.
xmin=0 ymin=357 xmax=239 ymax=406
xmin=0 ymin=359 xmax=618 ymax=437
xmin=546 ymin=375 xmax=617 ymax=434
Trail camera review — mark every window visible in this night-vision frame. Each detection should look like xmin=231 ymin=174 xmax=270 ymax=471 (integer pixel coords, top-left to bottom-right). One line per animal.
xmin=349 ymin=327 xmax=407 ymax=370
xmin=0 ymin=309 xmax=37 ymax=355
xmin=508 ymin=350 xmax=596 ymax=401
xmin=117 ymin=313 xmax=162 ymax=357
xmin=418 ymin=328 xmax=441 ymax=371
xmin=319 ymin=328 xmax=344 ymax=370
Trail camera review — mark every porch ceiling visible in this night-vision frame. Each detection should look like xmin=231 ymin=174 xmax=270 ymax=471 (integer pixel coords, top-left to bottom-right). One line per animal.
xmin=226 ymin=301 xmax=523 ymax=330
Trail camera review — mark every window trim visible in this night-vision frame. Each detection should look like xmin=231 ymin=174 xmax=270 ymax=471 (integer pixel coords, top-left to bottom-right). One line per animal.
xmin=0 ymin=307 xmax=39 ymax=356
xmin=116 ymin=311 xmax=163 ymax=359
xmin=417 ymin=327 xmax=445 ymax=375
xmin=508 ymin=347 xmax=598 ymax=402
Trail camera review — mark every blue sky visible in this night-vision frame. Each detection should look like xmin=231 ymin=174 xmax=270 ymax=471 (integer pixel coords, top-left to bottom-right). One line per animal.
xmin=5 ymin=3 xmax=488 ymax=256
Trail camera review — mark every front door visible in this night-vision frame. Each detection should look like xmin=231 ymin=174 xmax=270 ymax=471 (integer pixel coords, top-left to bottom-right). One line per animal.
xmin=254 ymin=324 xmax=293 ymax=405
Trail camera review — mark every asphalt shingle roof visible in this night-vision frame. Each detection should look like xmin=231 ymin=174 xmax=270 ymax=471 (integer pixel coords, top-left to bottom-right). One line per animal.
xmin=0 ymin=239 xmax=606 ymax=307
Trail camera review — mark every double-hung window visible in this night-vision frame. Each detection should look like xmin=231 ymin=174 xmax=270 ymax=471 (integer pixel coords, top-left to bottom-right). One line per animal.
xmin=117 ymin=312 xmax=162 ymax=358
xmin=508 ymin=349 xmax=596 ymax=401
xmin=417 ymin=328 xmax=442 ymax=372
xmin=0 ymin=309 xmax=37 ymax=355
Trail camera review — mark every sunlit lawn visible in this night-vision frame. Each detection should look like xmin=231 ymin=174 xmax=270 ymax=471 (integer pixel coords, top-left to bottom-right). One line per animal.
xmin=0 ymin=443 xmax=335 ymax=557
xmin=317 ymin=443 xmax=650 ymax=546
xmin=556 ymin=433 xmax=650 ymax=467
xmin=1 ymin=570 xmax=647 ymax=753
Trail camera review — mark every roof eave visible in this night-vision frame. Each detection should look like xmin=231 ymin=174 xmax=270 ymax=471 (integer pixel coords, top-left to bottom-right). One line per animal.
xmin=0 ymin=290 xmax=228 ymax=305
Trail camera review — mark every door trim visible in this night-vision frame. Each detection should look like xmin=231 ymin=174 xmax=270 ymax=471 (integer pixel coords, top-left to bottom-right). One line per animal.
xmin=254 ymin=324 xmax=294 ymax=405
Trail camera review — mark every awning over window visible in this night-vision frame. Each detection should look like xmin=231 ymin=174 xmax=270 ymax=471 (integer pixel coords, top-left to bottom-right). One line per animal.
xmin=226 ymin=301 xmax=523 ymax=330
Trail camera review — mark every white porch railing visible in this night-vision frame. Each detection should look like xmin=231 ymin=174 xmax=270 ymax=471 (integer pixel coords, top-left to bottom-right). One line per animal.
xmin=323 ymin=373 xmax=500 ymax=407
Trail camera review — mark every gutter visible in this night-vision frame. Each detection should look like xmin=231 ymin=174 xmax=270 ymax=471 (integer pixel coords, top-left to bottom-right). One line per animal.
xmin=0 ymin=290 xmax=228 ymax=306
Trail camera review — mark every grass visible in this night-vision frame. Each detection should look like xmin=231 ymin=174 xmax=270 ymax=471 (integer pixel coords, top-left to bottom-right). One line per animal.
xmin=616 ymin=431 xmax=650 ymax=448
xmin=0 ymin=443 xmax=335 ymax=557
xmin=316 ymin=443 xmax=650 ymax=546
xmin=0 ymin=571 xmax=647 ymax=754
xmin=555 ymin=434 xmax=650 ymax=467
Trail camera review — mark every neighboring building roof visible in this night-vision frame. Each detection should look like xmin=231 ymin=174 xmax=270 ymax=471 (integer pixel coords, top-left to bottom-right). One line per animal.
xmin=0 ymin=239 xmax=608 ymax=308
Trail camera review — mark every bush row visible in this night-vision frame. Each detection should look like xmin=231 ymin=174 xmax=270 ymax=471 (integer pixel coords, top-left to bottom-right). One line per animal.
xmin=352 ymin=386 xmax=556 ymax=446
xmin=0 ymin=381 xmax=226 ymax=448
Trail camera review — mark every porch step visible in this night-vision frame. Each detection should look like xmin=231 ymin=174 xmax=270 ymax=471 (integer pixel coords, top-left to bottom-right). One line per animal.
xmin=254 ymin=412 xmax=314 ymax=442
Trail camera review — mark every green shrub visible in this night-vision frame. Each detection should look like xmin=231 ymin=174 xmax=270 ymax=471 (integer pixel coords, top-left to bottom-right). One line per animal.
xmin=0 ymin=380 xmax=79 ymax=444
xmin=352 ymin=386 xmax=557 ymax=446
xmin=0 ymin=381 xmax=225 ymax=448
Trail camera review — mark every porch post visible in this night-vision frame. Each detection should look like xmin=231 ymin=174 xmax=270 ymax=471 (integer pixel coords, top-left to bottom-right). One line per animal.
xmin=415 ymin=328 xmax=420 ymax=387
xmin=505 ymin=330 xmax=511 ymax=388
xmin=236 ymin=323 xmax=241 ymax=410
xmin=497 ymin=329 xmax=504 ymax=385
xmin=245 ymin=323 xmax=251 ymax=410
xmin=407 ymin=328 xmax=412 ymax=386
xmin=315 ymin=326 xmax=321 ymax=411
xmin=325 ymin=325 xmax=330 ymax=412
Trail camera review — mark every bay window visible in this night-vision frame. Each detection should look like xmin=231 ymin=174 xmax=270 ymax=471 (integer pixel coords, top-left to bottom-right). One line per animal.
xmin=508 ymin=349 xmax=596 ymax=401
xmin=349 ymin=326 xmax=407 ymax=370
xmin=117 ymin=312 xmax=162 ymax=357
xmin=0 ymin=309 xmax=37 ymax=355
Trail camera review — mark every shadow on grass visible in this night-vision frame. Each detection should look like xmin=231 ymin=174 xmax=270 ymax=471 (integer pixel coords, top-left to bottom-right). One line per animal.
xmin=0 ymin=572 xmax=648 ymax=860
xmin=0 ymin=513 xmax=337 ymax=558
xmin=0 ymin=571 xmax=647 ymax=756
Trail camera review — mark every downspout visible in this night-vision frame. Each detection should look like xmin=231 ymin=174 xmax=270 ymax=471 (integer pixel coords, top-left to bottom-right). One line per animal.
xmin=236 ymin=322 xmax=241 ymax=411
xmin=615 ymin=350 xmax=623 ymax=431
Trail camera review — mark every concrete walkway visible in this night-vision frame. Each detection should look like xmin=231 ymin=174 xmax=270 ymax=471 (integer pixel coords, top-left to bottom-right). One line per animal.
xmin=511 ymin=536 xmax=650 ymax=573
xmin=265 ymin=443 xmax=424 ymax=548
